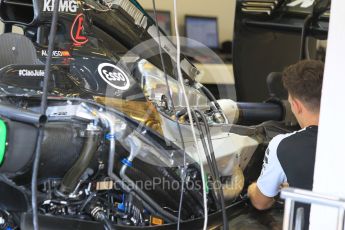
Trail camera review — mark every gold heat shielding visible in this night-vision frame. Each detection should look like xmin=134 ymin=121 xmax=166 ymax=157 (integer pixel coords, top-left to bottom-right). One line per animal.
xmin=94 ymin=96 xmax=163 ymax=134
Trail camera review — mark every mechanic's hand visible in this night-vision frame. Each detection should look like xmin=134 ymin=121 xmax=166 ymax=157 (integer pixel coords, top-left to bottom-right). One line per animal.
xmin=280 ymin=182 xmax=289 ymax=189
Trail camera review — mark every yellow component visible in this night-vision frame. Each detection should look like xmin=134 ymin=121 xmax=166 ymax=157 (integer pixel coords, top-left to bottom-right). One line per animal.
xmin=93 ymin=96 xmax=163 ymax=134
xmin=150 ymin=216 xmax=164 ymax=226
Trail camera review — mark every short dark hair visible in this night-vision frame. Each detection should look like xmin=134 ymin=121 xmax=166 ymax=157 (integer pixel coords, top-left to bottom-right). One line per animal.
xmin=282 ymin=60 xmax=324 ymax=112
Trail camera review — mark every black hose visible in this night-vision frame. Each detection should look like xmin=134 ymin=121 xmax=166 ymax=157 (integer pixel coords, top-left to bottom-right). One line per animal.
xmin=0 ymin=104 xmax=46 ymax=125
xmin=31 ymin=129 xmax=44 ymax=230
xmin=59 ymin=128 xmax=101 ymax=194
xmin=190 ymin=111 xmax=220 ymax=210
xmin=194 ymin=110 xmax=228 ymax=230
xmin=31 ymin=0 xmax=60 ymax=229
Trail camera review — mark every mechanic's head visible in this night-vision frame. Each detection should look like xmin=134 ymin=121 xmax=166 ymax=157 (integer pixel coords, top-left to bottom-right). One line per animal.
xmin=282 ymin=60 xmax=324 ymax=127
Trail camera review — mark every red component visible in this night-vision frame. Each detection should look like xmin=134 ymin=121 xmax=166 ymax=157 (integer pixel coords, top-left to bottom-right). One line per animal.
xmin=70 ymin=14 xmax=89 ymax=46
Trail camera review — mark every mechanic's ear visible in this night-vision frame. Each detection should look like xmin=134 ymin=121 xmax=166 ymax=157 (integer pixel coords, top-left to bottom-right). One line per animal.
xmin=290 ymin=97 xmax=302 ymax=115
xmin=295 ymin=99 xmax=303 ymax=114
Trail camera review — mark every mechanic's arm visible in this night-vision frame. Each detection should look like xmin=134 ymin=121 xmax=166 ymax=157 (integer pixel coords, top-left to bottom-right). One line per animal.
xmin=248 ymin=135 xmax=287 ymax=210
xmin=248 ymin=182 xmax=275 ymax=210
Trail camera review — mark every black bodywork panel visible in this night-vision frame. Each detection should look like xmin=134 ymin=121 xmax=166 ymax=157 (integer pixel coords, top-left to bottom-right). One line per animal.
xmin=233 ymin=0 xmax=329 ymax=102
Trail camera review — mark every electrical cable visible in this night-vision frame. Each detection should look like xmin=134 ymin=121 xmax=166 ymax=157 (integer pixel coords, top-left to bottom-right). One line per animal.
xmin=172 ymin=1 xmax=208 ymax=229
xmin=151 ymin=0 xmax=188 ymax=228
xmin=195 ymin=109 xmax=228 ymax=230
xmin=190 ymin=111 xmax=220 ymax=210
xmin=31 ymin=0 xmax=60 ymax=229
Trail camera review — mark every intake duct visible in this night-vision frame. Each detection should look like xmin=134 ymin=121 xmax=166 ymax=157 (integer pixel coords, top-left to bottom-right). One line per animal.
xmin=0 ymin=119 xmax=87 ymax=179
xmin=217 ymin=99 xmax=285 ymax=125
xmin=0 ymin=0 xmax=35 ymax=25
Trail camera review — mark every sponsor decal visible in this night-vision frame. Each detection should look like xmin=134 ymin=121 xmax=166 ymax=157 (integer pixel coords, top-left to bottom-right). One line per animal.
xmin=70 ymin=13 xmax=88 ymax=46
xmin=287 ymin=0 xmax=315 ymax=8
xmin=43 ymin=0 xmax=78 ymax=12
xmin=41 ymin=50 xmax=70 ymax=57
xmin=97 ymin=63 xmax=130 ymax=90
xmin=19 ymin=69 xmax=45 ymax=77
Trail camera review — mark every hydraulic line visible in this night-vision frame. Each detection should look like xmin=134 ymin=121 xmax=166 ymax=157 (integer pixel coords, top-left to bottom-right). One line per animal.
xmin=31 ymin=0 xmax=59 ymax=229
xmin=194 ymin=109 xmax=228 ymax=230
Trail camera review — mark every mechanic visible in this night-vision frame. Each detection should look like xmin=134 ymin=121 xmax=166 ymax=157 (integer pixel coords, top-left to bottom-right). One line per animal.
xmin=247 ymin=60 xmax=324 ymax=228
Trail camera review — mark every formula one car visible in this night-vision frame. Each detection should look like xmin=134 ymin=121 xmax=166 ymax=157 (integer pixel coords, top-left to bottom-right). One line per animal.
xmin=0 ymin=0 xmax=329 ymax=229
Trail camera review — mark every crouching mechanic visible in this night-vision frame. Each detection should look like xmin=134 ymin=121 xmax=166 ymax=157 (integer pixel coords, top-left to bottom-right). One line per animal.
xmin=248 ymin=60 xmax=324 ymax=228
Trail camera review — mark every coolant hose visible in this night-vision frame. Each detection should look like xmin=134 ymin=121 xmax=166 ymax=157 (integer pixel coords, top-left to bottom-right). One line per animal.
xmin=59 ymin=124 xmax=101 ymax=194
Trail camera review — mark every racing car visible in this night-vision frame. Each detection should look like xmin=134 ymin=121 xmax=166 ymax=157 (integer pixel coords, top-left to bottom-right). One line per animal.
xmin=0 ymin=0 xmax=329 ymax=229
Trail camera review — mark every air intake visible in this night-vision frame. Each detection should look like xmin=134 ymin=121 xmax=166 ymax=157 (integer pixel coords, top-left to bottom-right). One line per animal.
xmin=0 ymin=0 xmax=34 ymax=25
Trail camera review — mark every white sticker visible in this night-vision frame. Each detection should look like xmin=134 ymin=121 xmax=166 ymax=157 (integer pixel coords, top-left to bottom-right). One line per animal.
xmin=19 ymin=69 xmax=45 ymax=77
xmin=43 ymin=0 xmax=78 ymax=13
xmin=97 ymin=63 xmax=130 ymax=90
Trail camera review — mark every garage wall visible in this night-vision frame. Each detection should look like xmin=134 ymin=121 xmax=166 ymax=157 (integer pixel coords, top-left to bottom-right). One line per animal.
xmin=137 ymin=0 xmax=236 ymax=44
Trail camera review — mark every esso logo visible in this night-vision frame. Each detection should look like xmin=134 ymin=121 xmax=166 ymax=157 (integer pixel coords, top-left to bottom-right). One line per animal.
xmin=97 ymin=63 xmax=130 ymax=90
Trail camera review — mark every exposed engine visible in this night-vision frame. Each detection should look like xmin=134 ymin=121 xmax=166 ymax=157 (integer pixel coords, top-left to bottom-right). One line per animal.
xmin=0 ymin=0 xmax=297 ymax=229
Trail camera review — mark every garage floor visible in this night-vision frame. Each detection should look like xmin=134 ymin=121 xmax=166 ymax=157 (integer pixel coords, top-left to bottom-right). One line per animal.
xmin=228 ymin=204 xmax=284 ymax=230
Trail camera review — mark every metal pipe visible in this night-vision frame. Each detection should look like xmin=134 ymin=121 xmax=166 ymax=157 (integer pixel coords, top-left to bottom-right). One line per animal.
xmin=281 ymin=188 xmax=345 ymax=230
xmin=282 ymin=198 xmax=294 ymax=230
xmin=337 ymin=209 xmax=344 ymax=230
xmin=0 ymin=104 xmax=47 ymax=125
xmin=281 ymin=188 xmax=345 ymax=209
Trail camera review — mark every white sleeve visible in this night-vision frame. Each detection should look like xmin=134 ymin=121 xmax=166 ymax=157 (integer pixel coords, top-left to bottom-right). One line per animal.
xmin=257 ymin=135 xmax=288 ymax=197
